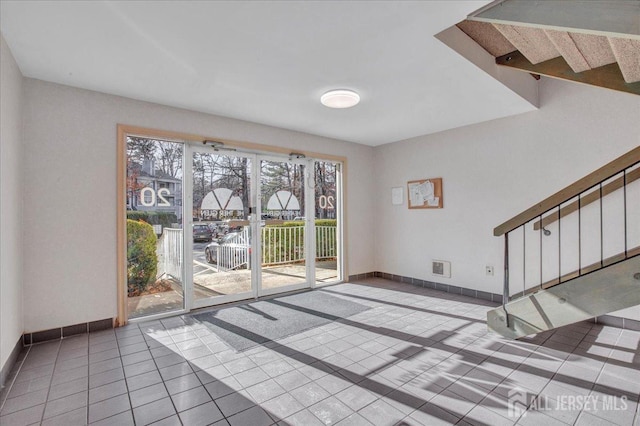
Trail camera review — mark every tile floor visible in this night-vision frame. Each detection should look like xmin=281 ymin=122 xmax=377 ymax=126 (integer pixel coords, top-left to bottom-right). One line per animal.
xmin=1 ymin=278 xmax=639 ymax=426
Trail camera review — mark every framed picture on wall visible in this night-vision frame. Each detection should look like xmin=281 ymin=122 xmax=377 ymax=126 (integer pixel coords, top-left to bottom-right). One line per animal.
xmin=407 ymin=178 xmax=443 ymax=209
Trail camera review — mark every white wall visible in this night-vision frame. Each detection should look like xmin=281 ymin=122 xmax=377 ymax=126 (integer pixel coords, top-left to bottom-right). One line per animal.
xmin=373 ymin=77 xmax=640 ymax=318
xmin=0 ymin=34 xmax=24 ymax=370
xmin=22 ymin=78 xmax=376 ymax=332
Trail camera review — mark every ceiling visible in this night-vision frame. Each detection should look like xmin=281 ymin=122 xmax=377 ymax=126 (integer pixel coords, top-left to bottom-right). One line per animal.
xmin=0 ymin=1 xmax=538 ymax=146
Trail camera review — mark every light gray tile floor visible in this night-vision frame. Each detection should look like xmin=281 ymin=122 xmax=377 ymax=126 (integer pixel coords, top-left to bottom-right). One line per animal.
xmin=1 ymin=278 xmax=639 ymax=425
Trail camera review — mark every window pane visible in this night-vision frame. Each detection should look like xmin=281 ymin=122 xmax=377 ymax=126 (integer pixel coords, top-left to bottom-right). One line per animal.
xmin=315 ymin=160 xmax=339 ymax=284
xmin=126 ymin=137 xmax=184 ymax=319
xmin=192 ymin=153 xmax=253 ymax=302
xmin=260 ymin=159 xmax=307 ymax=290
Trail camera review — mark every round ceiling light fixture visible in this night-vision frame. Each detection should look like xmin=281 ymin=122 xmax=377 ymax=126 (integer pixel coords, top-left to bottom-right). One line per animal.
xmin=320 ymin=89 xmax=360 ymax=109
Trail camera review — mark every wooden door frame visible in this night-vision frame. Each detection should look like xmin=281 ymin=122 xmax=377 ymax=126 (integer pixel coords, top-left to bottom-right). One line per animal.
xmin=116 ymin=124 xmax=348 ymax=326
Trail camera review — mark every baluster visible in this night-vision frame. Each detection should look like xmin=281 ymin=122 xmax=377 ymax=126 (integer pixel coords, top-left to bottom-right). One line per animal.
xmin=600 ymin=183 xmax=604 ymax=268
xmin=558 ymin=205 xmax=561 ymax=284
xmin=539 ymin=214 xmax=543 ymax=291
xmin=503 ymin=232 xmax=509 ymax=327
xmin=578 ymin=193 xmax=582 ymax=275
xmin=522 ymin=225 xmax=525 ymax=298
xmin=624 ymin=168 xmax=628 ymax=258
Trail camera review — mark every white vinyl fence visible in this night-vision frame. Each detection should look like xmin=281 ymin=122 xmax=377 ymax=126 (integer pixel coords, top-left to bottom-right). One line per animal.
xmin=159 ymin=225 xmax=336 ymax=274
xmin=215 ymin=228 xmax=250 ymax=271
xmin=260 ymin=225 xmax=336 ymax=266
xmin=315 ymin=226 xmax=337 ymax=260
xmin=261 ymin=226 xmax=303 ymax=266
xmin=211 ymin=225 xmax=337 ymax=270
xmin=158 ymin=228 xmax=183 ymax=280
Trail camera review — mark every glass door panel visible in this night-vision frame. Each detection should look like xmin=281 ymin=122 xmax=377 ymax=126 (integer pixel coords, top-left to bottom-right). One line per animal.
xmin=259 ymin=158 xmax=308 ymax=294
xmin=191 ymin=150 xmax=255 ymax=307
xmin=314 ymin=160 xmax=340 ymax=284
xmin=126 ymin=137 xmax=185 ymax=319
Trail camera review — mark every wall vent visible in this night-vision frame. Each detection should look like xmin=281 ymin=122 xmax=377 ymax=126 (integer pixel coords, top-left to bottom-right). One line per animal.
xmin=432 ymin=260 xmax=451 ymax=278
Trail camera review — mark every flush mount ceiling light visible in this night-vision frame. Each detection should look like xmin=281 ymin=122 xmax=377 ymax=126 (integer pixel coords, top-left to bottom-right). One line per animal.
xmin=320 ymin=89 xmax=360 ymax=109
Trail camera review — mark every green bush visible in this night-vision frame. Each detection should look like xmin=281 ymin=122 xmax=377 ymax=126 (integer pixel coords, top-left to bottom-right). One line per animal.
xmin=126 ymin=211 xmax=178 ymax=229
xmin=314 ymin=219 xmax=337 ymax=227
xmin=127 ymin=219 xmax=158 ymax=296
xmin=276 ymin=219 xmax=337 ymax=227
xmin=278 ymin=221 xmax=304 ymax=228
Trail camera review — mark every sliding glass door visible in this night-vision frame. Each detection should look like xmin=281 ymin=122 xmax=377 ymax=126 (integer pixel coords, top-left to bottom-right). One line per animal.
xmin=189 ymin=148 xmax=256 ymax=308
xmin=124 ymin=133 xmax=343 ymax=321
xmin=259 ymin=156 xmax=309 ymax=296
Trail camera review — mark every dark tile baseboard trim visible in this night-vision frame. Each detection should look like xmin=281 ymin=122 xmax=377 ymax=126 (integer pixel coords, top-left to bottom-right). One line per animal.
xmin=0 ymin=337 xmax=22 ymax=391
xmin=348 ymin=272 xmax=377 ymax=282
xmin=349 ymin=271 xmax=503 ymax=303
xmin=22 ymin=318 xmax=114 ymax=346
xmin=349 ymin=272 xmax=640 ymax=331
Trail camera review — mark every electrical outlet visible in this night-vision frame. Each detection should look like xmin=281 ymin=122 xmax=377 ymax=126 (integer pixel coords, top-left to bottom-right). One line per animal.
xmin=486 ymin=266 xmax=494 ymax=276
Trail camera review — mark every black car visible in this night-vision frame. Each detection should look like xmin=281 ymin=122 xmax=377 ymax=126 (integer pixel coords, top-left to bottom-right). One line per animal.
xmin=193 ymin=224 xmax=213 ymax=242
xmin=205 ymin=232 xmax=250 ymax=269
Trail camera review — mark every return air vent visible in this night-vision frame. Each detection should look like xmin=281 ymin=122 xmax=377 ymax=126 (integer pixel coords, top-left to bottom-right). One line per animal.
xmin=432 ymin=260 xmax=451 ymax=278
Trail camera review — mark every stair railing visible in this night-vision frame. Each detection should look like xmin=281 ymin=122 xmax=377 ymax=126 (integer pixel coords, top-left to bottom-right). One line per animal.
xmin=494 ymin=146 xmax=640 ymax=319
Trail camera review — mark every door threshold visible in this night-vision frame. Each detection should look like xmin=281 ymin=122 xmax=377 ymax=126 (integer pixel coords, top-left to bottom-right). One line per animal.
xmin=189 ymin=287 xmax=314 ymax=316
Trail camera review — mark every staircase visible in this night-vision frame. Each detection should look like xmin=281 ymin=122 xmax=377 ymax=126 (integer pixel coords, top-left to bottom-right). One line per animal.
xmin=456 ymin=0 xmax=640 ymax=95
xmin=487 ymin=146 xmax=640 ymax=339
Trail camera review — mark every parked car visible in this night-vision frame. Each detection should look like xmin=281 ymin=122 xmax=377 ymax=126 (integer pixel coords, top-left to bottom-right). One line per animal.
xmin=205 ymin=232 xmax=250 ymax=269
xmin=193 ymin=224 xmax=213 ymax=242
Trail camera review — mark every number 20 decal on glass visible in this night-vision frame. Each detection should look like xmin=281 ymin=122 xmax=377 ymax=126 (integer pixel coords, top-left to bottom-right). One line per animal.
xmin=318 ymin=195 xmax=335 ymax=209
xmin=139 ymin=187 xmax=171 ymax=207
